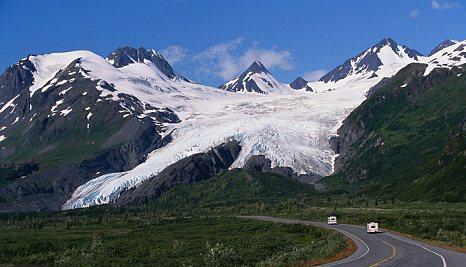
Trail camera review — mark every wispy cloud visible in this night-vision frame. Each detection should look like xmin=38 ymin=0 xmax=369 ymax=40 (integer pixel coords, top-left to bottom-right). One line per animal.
xmin=431 ymin=0 xmax=459 ymax=10
xmin=409 ymin=9 xmax=420 ymax=19
xmin=303 ymin=70 xmax=327 ymax=82
xmin=159 ymin=45 xmax=189 ymax=65
xmin=193 ymin=39 xmax=294 ymax=80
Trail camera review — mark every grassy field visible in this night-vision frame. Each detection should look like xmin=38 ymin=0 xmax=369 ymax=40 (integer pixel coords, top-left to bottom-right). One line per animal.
xmin=0 ymin=214 xmax=348 ymax=267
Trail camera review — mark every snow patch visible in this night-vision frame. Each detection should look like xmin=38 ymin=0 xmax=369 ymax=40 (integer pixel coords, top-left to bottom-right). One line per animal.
xmin=0 ymin=94 xmax=20 ymax=113
xmin=60 ymin=107 xmax=72 ymax=116
xmin=59 ymin=86 xmax=73 ymax=96
xmin=51 ymin=99 xmax=64 ymax=113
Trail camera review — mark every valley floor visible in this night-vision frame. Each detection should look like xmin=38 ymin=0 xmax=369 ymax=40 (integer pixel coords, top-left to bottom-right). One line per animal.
xmin=0 ymin=215 xmax=349 ymax=266
xmin=1 ymin=170 xmax=464 ymax=266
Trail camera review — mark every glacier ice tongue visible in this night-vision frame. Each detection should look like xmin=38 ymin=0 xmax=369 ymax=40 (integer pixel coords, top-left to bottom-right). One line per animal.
xmin=62 ymin=77 xmax=377 ymax=210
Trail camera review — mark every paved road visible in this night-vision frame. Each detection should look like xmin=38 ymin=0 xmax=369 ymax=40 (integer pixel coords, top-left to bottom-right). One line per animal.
xmin=241 ymin=216 xmax=466 ymax=267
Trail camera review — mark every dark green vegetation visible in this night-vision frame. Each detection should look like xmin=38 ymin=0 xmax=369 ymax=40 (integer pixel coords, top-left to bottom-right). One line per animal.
xmin=329 ymin=63 xmax=466 ymax=202
xmin=0 ymin=169 xmax=464 ymax=266
xmin=153 ymin=169 xmax=317 ymax=211
xmin=4 ymin=119 xmax=127 ymax=171
xmin=289 ymin=204 xmax=466 ymax=251
xmin=0 ymin=213 xmax=346 ymax=266
xmin=145 ymin=169 xmax=466 ymax=250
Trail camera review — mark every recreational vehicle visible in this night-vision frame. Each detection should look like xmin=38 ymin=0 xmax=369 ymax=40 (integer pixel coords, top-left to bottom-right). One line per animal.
xmin=327 ymin=216 xmax=337 ymax=225
xmin=367 ymin=222 xmax=379 ymax=233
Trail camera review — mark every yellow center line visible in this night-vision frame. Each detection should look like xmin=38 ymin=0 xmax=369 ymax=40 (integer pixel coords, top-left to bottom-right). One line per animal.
xmin=369 ymin=240 xmax=397 ymax=267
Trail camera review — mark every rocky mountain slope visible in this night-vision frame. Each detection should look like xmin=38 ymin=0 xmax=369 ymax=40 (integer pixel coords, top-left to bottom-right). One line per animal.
xmin=429 ymin=39 xmax=458 ymax=56
xmin=115 ymin=141 xmax=241 ymax=206
xmin=0 ymin=47 xmax=220 ymax=212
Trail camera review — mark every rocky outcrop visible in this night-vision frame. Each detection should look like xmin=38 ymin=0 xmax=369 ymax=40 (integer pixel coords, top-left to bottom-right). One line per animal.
xmin=242 ymin=155 xmax=321 ymax=185
xmin=115 ymin=141 xmax=242 ymax=205
xmin=289 ymin=77 xmax=314 ymax=91
xmin=107 ymin=46 xmax=188 ymax=81
xmin=429 ymin=39 xmax=457 ymax=56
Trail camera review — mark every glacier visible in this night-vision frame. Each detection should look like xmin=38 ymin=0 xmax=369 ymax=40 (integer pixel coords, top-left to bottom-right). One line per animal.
xmin=60 ymin=39 xmax=466 ymax=209
xmin=62 ymin=77 xmax=380 ymax=209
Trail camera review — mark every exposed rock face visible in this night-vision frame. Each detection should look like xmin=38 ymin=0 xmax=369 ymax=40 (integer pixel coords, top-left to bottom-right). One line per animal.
xmin=219 ymin=61 xmax=270 ymax=93
xmin=219 ymin=61 xmax=290 ymax=94
xmin=319 ymin=38 xmax=423 ymax=83
xmin=289 ymin=77 xmax=314 ymax=91
xmin=115 ymin=141 xmax=242 ymax=205
xmin=429 ymin=39 xmax=457 ymax=56
xmin=242 ymin=155 xmax=321 ymax=185
xmin=106 ymin=46 xmax=188 ymax=81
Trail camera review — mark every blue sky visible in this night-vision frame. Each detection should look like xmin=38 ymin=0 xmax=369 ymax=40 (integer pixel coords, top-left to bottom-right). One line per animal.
xmin=1 ymin=0 xmax=465 ymax=86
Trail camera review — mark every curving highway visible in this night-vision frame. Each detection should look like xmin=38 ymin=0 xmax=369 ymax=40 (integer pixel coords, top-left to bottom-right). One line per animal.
xmin=241 ymin=216 xmax=466 ymax=267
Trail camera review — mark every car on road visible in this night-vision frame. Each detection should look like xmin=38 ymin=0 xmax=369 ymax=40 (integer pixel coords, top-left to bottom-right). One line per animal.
xmin=327 ymin=216 xmax=337 ymax=225
xmin=367 ymin=222 xmax=379 ymax=233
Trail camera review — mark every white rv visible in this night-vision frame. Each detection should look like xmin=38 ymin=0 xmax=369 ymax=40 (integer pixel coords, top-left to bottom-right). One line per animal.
xmin=327 ymin=216 xmax=337 ymax=225
xmin=367 ymin=222 xmax=379 ymax=233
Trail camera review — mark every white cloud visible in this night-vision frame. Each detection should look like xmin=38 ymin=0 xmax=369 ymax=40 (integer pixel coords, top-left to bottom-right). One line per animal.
xmin=303 ymin=70 xmax=327 ymax=82
xmin=431 ymin=0 xmax=459 ymax=10
xmin=238 ymin=48 xmax=293 ymax=72
xmin=193 ymin=39 xmax=294 ymax=80
xmin=409 ymin=9 xmax=420 ymax=19
xmin=159 ymin=45 xmax=189 ymax=65
xmin=193 ymin=39 xmax=243 ymax=79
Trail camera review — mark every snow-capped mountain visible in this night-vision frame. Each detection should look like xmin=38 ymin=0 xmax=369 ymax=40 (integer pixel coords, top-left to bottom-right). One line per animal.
xmin=219 ymin=61 xmax=292 ymax=94
xmin=107 ymin=46 xmax=189 ymax=82
xmin=424 ymin=39 xmax=466 ymax=76
xmin=289 ymin=77 xmax=314 ymax=91
xmin=0 ymin=46 xmax=228 ymax=211
xmin=428 ymin=39 xmax=458 ymax=56
xmin=318 ymin=38 xmax=423 ymax=84
xmin=2 ymin=38 xmax=465 ymax=212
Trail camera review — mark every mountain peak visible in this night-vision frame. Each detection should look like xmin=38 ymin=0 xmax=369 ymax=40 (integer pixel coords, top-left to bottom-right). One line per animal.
xmin=246 ymin=61 xmax=269 ymax=74
xmin=106 ymin=46 xmax=187 ymax=81
xmin=289 ymin=77 xmax=314 ymax=91
xmin=107 ymin=46 xmax=156 ymax=67
xmin=289 ymin=77 xmax=307 ymax=89
xmin=375 ymin=37 xmax=397 ymax=47
xmin=219 ymin=61 xmax=289 ymax=93
xmin=429 ymin=39 xmax=458 ymax=56
xmin=319 ymin=38 xmax=422 ymax=83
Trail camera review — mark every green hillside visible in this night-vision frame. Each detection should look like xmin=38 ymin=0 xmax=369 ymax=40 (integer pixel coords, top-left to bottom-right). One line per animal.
xmin=326 ymin=63 xmax=466 ymax=202
xmin=152 ymin=169 xmax=317 ymax=211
